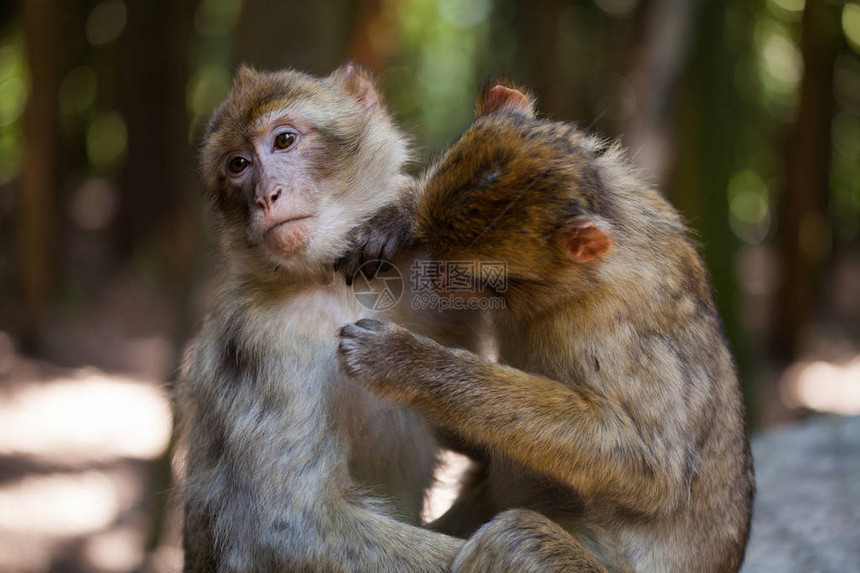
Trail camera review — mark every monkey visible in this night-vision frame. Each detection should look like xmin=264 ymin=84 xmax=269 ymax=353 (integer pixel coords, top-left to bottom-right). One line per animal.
xmin=174 ymin=64 xmax=466 ymax=572
xmin=337 ymin=82 xmax=755 ymax=572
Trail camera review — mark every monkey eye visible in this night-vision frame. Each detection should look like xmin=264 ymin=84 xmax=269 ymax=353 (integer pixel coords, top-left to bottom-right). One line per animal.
xmin=274 ymin=131 xmax=298 ymax=150
xmin=228 ymin=156 xmax=249 ymax=174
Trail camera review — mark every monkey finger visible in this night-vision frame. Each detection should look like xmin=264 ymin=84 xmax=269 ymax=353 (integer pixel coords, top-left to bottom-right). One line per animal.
xmin=338 ymin=320 xmax=390 ymax=347
xmin=364 ymin=231 xmax=390 ymax=261
xmin=336 ymin=329 xmax=385 ymax=383
xmin=354 ymin=236 xmax=384 ymax=277
xmin=333 ymin=256 xmax=349 ymax=277
xmin=380 ymin=235 xmax=402 ymax=262
xmin=353 ymin=318 xmax=387 ymax=331
xmin=335 ymin=251 xmax=364 ymax=284
xmin=365 ymin=259 xmax=384 ymax=279
xmin=334 ymin=254 xmax=351 ymax=272
xmin=338 ymin=323 xmax=366 ymax=340
xmin=376 ymin=226 xmax=408 ymax=262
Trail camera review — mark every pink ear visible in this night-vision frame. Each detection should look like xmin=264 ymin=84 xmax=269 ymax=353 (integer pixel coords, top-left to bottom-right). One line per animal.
xmin=334 ymin=63 xmax=380 ymax=110
xmin=477 ymin=85 xmax=533 ymax=117
xmin=561 ymin=222 xmax=611 ymax=262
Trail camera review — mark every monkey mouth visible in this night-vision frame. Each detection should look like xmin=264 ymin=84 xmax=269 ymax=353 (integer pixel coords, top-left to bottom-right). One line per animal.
xmin=265 ymin=215 xmax=313 ymax=237
xmin=263 ymin=216 xmax=314 ymax=254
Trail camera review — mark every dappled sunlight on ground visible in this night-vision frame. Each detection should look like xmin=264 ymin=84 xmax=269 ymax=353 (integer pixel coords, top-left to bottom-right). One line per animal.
xmin=0 ymin=351 xmax=178 ymax=573
xmin=0 ymin=374 xmax=171 ymax=462
xmin=0 ymin=470 xmax=126 ymax=536
xmin=781 ymin=356 xmax=860 ymax=415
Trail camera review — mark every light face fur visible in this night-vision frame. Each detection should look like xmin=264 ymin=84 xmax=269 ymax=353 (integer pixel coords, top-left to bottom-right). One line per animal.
xmin=177 ymin=65 xmax=463 ymax=572
xmin=339 ymin=82 xmax=754 ymax=572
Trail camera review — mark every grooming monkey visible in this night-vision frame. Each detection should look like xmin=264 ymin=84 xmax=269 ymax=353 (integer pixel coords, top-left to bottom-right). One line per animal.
xmin=338 ymin=83 xmax=754 ymax=572
xmin=176 ymin=64 xmax=465 ymax=571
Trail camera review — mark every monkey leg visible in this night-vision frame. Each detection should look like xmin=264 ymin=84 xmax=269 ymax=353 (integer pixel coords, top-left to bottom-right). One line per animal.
xmin=452 ymin=509 xmax=608 ymax=573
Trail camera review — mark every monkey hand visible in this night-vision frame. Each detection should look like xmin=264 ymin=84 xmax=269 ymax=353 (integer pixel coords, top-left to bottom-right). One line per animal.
xmin=335 ymin=202 xmax=416 ymax=284
xmin=453 ymin=509 xmax=607 ymax=573
xmin=338 ymin=318 xmax=448 ymax=404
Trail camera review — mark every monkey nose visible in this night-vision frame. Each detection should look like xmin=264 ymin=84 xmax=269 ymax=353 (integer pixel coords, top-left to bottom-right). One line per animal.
xmin=255 ymin=188 xmax=283 ymax=211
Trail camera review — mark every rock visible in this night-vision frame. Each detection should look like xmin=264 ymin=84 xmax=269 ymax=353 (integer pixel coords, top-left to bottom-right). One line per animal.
xmin=742 ymin=415 xmax=860 ymax=573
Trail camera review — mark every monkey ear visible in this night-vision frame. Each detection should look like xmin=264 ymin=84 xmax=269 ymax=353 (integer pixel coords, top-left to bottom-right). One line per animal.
xmin=558 ymin=221 xmax=611 ymax=263
xmin=332 ymin=62 xmax=381 ymax=110
xmin=476 ymin=82 xmax=535 ymax=118
xmin=233 ymin=63 xmax=258 ymax=88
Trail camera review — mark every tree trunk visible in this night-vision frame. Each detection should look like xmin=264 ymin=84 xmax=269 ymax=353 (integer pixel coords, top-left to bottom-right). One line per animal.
xmin=116 ymin=0 xmax=198 ymax=259
xmin=115 ymin=0 xmax=200 ymax=562
xmin=770 ymin=0 xmax=843 ymax=363
xmin=17 ymin=0 xmax=59 ymax=353
xmin=234 ymin=0 xmax=353 ymax=74
xmin=514 ymin=0 xmax=565 ymax=118
xmin=622 ymin=0 xmax=696 ymax=186
xmin=346 ymin=0 xmax=398 ymax=73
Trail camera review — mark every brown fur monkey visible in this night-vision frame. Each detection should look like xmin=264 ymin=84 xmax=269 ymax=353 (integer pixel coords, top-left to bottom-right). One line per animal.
xmin=338 ymin=83 xmax=754 ymax=572
xmin=175 ymin=65 xmax=464 ymax=572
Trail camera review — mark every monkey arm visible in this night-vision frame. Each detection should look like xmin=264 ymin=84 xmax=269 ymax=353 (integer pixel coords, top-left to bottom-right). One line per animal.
xmin=338 ymin=319 xmax=689 ymax=517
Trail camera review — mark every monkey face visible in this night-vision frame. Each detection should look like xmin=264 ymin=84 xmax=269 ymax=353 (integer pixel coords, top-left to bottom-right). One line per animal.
xmin=211 ymin=110 xmax=323 ymax=259
xmin=199 ymin=65 xmax=409 ymax=277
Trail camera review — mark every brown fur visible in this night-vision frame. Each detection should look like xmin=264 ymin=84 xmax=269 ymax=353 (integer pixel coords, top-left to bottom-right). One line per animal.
xmin=339 ymin=81 xmax=754 ymax=572
xmin=176 ymin=65 xmax=464 ymax=572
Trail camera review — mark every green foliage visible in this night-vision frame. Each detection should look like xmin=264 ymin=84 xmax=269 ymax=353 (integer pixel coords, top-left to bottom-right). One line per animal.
xmin=0 ymin=33 xmax=25 ymax=184
xmin=385 ymin=0 xmax=493 ymax=161
xmin=86 ymin=111 xmax=127 ymax=172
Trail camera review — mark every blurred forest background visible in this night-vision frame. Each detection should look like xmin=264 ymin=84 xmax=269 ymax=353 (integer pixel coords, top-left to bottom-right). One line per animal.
xmin=0 ymin=0 xmax=858 ymax=571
